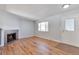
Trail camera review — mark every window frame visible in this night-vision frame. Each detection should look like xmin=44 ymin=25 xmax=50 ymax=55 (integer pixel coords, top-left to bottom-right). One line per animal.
xmin=38 ymin=22 xmax=48 ymax=32
xmin=65 ymin=18 xmax=75 ymax=32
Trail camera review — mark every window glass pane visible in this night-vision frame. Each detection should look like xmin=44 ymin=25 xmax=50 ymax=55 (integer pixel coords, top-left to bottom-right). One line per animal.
xmin=45 ymin=22 xmax=48 ymax=31
xmin=65 ymin=19 xmax=74 ymax=31
xmin=41 ymin=22 xmax=46 ymax=31
xmin=38 ymin=23 xmax=41 ymax=31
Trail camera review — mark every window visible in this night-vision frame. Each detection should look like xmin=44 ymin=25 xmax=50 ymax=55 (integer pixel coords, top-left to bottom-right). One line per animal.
xmin=65 ymin=19 xmax=75 ymax=31
xmin=38 ymin=22 xmax=48 ymax=32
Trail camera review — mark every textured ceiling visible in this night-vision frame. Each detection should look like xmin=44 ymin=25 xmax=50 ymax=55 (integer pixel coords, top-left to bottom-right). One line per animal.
xmin=1 ymin=4 xmax=79 ymax=21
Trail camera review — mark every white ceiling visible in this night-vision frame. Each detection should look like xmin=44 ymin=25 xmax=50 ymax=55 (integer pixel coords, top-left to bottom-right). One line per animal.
xmin=1 ymin=4 xmax=79 ymax=21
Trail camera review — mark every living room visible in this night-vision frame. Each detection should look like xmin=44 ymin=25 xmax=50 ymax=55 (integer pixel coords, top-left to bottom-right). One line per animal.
xmin=0 ymin=4 xmax=79 ymax=55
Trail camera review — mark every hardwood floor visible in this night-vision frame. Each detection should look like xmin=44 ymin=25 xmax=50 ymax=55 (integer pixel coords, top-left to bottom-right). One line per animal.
xmin=0 ymin=36 xmax=79 ymax=55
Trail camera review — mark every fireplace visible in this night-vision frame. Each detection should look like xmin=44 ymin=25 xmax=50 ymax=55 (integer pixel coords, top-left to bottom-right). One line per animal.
xmin=4 ymin=30 xmax=18 ymax=45
xmin=7 ymin=33 xmax=16 ymax=43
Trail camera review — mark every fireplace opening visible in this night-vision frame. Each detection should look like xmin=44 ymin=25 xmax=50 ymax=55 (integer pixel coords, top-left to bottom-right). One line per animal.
xmin=7 ymin=33 xmax=16 ymax=43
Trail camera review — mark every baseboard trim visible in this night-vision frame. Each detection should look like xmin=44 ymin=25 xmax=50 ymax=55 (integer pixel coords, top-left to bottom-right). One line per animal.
xmin=35 ymin=36 xmax=79 ymax=48
xmin=19 ymin=35 xmax=35 ymax=40
xmin=1 ymin=35 xmax=79 ymax=48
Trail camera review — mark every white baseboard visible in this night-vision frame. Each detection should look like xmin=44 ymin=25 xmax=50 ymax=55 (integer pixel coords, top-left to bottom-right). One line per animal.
xmin=18 ymin=35 xmax=34 ymax=39
xmin=36 ymin=35 xmax=79 ymax=48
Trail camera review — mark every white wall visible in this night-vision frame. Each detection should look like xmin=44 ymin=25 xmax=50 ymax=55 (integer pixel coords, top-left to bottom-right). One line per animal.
xmin=0 ymin=11 xmax=19 ymax=29
xmin=1 ymin=11 xmax=34 ymax=38
xmin=60 ymin=10 xmax=79 ymax=47
xmin=0 ymin=11 xmax=34 ymax=46
xmin=19 ymin=17 xmax=34 ymax=38
xmin=35 ymin=15 xmax=61 ymax=41
xmin=35 ymin=9 xmax=79 ymax=47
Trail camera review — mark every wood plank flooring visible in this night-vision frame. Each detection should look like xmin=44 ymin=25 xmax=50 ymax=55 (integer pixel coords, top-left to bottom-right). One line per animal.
xmin=0 ymin=36 xmax=79 ymax=55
